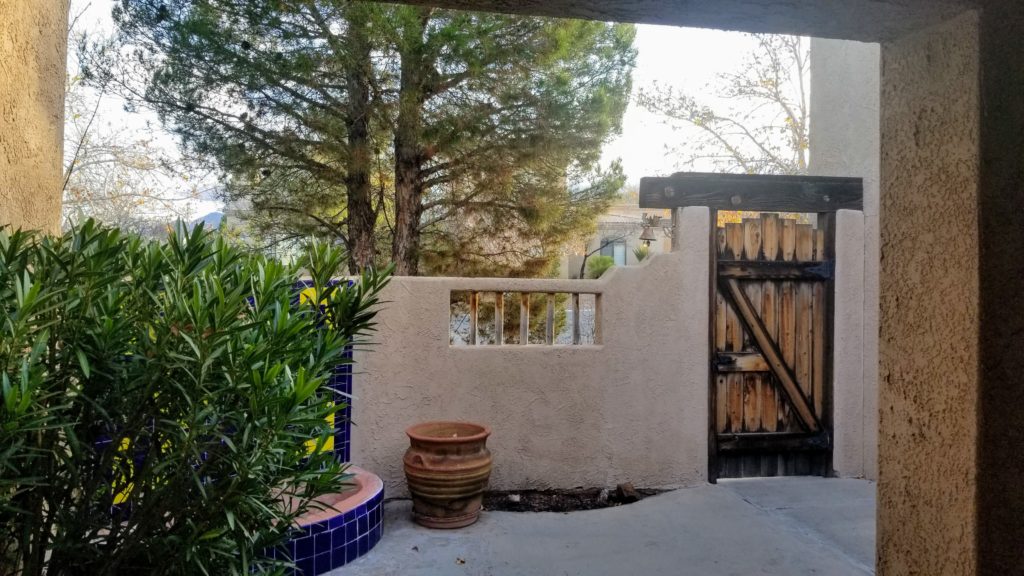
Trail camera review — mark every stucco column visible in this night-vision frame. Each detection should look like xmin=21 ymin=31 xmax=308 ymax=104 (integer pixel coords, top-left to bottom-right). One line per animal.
xmin=0 ymin=0 xmax=69 ymax=233
xmin=878 ymin=4 xmax=1024 ymax=574
xmin=830 ymin=209 xmax=866 ymax=479
xmin=808 ymin=38 xmax=880 ymax=480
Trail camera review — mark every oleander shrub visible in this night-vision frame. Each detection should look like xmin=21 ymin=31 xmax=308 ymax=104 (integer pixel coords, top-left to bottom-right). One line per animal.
xmin=0 ymin=220 xmax=389 ymax=575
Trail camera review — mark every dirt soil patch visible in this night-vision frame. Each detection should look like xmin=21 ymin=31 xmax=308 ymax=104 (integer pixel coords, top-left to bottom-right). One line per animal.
xmin=483 ymin=485 xmax=666 ymax=513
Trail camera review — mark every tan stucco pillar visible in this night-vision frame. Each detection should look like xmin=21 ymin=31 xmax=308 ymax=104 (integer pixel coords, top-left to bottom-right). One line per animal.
xmin=0 ymin=0 xmax=69 ymax=233
xmin=808 ymin=38 xmax=880 ymax=481
xmin=878 ymin=3 xmax=1024 ymax=574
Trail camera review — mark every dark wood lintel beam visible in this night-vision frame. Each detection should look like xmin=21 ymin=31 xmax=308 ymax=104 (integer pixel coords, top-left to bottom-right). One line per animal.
xmin=639 ymin=172 xmax=863 ymax=212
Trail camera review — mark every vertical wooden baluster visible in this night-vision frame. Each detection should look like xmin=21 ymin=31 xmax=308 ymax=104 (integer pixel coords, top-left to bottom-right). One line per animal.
xmin=469 ymin=291 xmax=479 ymax=345
xmin=572 ymin=293 xmax=581 ymax=345
xmin=494 ymin=291 xmax=504 ymax=345
xmin=520 ymin=293 xmax=530 ymax=344
xmin=545 ymin=293 xmax=555 ymax=345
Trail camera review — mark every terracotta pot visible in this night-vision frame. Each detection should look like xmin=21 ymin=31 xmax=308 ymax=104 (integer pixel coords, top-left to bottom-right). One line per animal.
xmin=404 ymin=421 xmax=492 ymax=529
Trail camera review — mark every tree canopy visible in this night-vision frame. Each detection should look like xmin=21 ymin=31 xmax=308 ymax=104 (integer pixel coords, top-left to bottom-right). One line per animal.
xmin=637 ymin=34 xmax=808 ymax=176
xmin=90 ymin=1 xmax=636 ymax=275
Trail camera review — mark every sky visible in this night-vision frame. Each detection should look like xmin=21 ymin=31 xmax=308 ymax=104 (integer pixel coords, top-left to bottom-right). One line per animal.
xmin=599 ymin=26 xmax=762 ymax=186
xmin=72 ymin=1 xmax=764 ymax=218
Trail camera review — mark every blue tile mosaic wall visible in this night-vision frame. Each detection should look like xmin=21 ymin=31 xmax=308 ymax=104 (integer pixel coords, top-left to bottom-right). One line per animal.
xmin=294 ymin=280 xmax=354 ymax=464
xmin=280 ymin=484 xmax=384 ymax=574
xmin=285 ymin=280 xmax=382 ymax=573
xmin=329 ymin=349 xmax=353 ymax=464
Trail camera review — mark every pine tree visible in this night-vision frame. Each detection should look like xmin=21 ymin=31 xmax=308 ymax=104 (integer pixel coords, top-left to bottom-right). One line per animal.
xmin=90 ymin=1 xmax=635 ymax=275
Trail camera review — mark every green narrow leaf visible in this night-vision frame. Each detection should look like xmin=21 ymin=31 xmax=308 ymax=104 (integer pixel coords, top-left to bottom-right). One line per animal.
xmin=76 ymin=348 xmax=91 ymax=378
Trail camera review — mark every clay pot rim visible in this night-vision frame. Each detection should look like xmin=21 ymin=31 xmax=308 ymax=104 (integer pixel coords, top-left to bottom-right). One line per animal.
xmin=406 ymin=421 xmax=491 ymax=443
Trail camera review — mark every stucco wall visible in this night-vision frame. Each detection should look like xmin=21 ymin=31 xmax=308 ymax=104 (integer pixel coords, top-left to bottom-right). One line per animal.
xmin=808 ymin=38 xmax=881 ymax=480
xmin=831 ymin=209 xmax=866 ymax=478
xmin=353 ymin=207 xmax=712 ymax=494
xmin=878 ymin=11 xmax=980 ymax=575
xmin=0 ymin=1 xmax=68 ymax=233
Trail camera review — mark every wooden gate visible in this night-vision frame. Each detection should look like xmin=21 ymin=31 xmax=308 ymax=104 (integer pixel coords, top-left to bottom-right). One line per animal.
xmin=712 ymin=213 xmax=833 ymax=478
xmin=639 ymin=173 xmax=862 ymax=480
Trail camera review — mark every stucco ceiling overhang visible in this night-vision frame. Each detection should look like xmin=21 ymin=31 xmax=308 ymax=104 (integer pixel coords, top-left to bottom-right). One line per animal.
xmin=369 ymin=0 xmax=976 ymax=42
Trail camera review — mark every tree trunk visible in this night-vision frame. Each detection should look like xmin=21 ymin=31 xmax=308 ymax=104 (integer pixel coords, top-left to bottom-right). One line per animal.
xmin=391 ymin=9 xmax=432 ymax=276
xmin=343 ymin=7 xmax=376 ymax=273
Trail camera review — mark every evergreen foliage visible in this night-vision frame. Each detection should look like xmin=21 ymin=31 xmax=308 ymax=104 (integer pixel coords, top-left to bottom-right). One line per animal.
xmin=0 ymin=220 xmax=389 ymax=575
xmin=90 ymin=1 xmax=637 ymax=276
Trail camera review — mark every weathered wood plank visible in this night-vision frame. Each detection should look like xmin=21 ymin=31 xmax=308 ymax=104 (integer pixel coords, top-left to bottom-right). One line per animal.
xmin=639 ymin=173 xmax=863 ymax=212
xmin=743 ymin=281 xmax=762 ymax=352
xmin=762 ymin=377 xmax=779 ymax=433
xmin=725 ymin=223 xmax=744 ymax=259
xmin=781 ymin=219 xmax=797 ymax=262
xmin=761 ymin=213 xmax=780 ymax=262
xmin=727 ymin=302 xmax=742 ymax=352
xmin=794 ymin=224 xmax=813 ymax=399
xmin=741 ymin=217 xmax=763 ymax=354
xmin=780 ymin=280 xmax=797 ymax=368
xmin=716 ymin=352 xmax=770 ymax=372
xmin=743 ymin=373 xmax=760 ymax=432
xmin=796 ymin=282 xmax=813 ymax=398
xmin=796 ymin=224 xmax=814 ymax=262
xmin=743 ymin=217 xmax=762 ymax=261
xmin=715 ymin=292 xmax=728 ymax=351
xmin=813 ymin=281 xmax=825 ymax=417
xmin=716 ymin=374 xmax=729 ymax=433
xmin=761 ymin=276 xmax=780 ymax=433
xmin=779 ymin=278 xmax=796 ymax=430
xmin=728 ymin=373 xmax=743 ymax=433
xmin=718 ymin=260 xmax=833 ymax=280
xmin=722 ymin=278 xmax=820 ymax=432
xmin=724 ymin=224 xmax=744 ymax=351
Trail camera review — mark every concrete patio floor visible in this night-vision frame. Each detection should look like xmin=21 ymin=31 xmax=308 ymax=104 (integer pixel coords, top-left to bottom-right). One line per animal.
xmin=336 ymin=477 xmax=876 ymax=576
